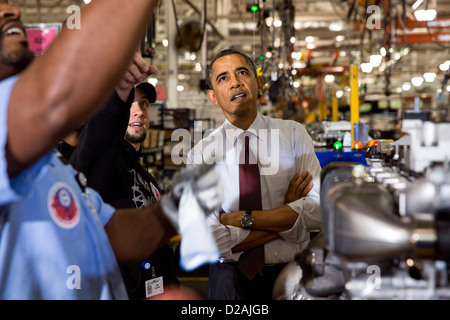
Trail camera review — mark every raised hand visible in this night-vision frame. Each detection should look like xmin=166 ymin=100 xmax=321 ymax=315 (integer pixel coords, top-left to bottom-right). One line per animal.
xmin=115 ymin=44 xmax=158 ymax=101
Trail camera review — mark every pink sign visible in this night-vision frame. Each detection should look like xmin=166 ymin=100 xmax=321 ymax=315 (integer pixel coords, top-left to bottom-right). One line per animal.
xmin=26 ymin=24 xmax=62 ymax=55
xmin=155 ymin=85 xmax=166 ymax=101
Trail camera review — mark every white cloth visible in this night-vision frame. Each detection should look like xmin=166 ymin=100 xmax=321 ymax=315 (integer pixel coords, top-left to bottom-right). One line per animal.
xmin=187 ymin=113 xmax=322 ymax=264
xmin=161 ymin=164 xmax=223 ymax=271
xmin=178 ymin=183 xmax=221 ymax=271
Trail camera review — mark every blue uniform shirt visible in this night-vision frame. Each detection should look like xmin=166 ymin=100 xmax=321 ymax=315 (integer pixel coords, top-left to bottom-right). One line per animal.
xmin=0 ymin=75 xmax=128 ymax=300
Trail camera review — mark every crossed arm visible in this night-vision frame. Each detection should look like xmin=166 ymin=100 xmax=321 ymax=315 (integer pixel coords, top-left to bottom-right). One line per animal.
xmin=220 ymin=171 xmax=314 ymax=253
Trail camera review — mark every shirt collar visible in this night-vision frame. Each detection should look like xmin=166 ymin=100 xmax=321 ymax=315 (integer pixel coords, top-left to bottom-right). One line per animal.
xmin=222 ymin=113 xmax=266 ymax=146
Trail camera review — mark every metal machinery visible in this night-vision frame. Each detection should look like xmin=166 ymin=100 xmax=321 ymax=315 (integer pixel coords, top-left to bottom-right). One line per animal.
xmin=313 ymin=121 xmax=353 ymax=149
xmin=273 ymin=119 xmax=450 ymax=300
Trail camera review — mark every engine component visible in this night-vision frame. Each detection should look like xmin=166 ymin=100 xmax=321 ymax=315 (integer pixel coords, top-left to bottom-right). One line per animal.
xmin=274 ymin=119 xmax=450 ymax=300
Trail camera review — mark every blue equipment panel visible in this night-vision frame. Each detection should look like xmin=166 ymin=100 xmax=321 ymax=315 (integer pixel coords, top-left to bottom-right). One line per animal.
xmin=315 ymin=148 xmax=367 ymax=167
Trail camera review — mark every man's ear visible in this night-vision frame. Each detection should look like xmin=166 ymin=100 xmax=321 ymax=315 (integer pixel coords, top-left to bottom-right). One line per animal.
xmin=257 ymin=76 xmax=264 ymax=93
xmin=207 ymin=89 xmax=218 ymax=106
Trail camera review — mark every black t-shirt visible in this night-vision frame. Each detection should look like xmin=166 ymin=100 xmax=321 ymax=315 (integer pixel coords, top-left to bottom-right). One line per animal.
xmin=101 ymin=140 xmax=160 ymax=209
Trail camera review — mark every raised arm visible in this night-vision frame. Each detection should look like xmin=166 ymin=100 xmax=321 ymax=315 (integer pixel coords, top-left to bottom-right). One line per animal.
xmin=6 ymin=0 xmax=160 ymax=177
xmin=68 ymin=47 xmax=155 ymax=192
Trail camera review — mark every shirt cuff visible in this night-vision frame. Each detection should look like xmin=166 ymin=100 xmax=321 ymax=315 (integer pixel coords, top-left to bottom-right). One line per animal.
xmin=282 ymin=197 xmax=322 ymax=242
xmin=209 ymin=221 xmax=250 ymax=262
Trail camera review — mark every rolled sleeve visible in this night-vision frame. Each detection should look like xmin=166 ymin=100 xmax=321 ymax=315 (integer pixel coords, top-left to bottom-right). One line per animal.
xmin=206 ymin=212 xmax=249 ymax=261
xmin=0 ymin=159 xmax=19 ymax=206
xmin=286 ymin=120 xmax=322 ymax=238
xmin=287 ymin=196 xmax=322 ymax=234
xmin=0 ymin=76 xmax=20 ymax=205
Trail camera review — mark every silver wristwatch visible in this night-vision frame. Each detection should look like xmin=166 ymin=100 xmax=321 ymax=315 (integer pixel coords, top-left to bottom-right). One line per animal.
xmin=241 ymin=210 xmax=254 ymax=230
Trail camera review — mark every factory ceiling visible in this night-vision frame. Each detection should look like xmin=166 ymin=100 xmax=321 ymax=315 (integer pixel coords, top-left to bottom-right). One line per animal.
xmin=8 ymin=0 xmax=450 ymax=112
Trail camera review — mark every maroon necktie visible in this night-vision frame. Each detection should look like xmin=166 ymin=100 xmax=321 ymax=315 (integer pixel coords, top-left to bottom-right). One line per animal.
xmin=237 ymin=135 xmax=265 ymax=280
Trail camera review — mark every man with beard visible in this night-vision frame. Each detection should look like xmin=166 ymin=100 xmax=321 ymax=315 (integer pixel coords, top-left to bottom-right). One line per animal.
xmin=0 ymin=0 xmax=222 ymax=299
xmin=188 ymin=49 xmax=322 ymax=300
xmin=70 ymin=80 xmax=180 ymax=300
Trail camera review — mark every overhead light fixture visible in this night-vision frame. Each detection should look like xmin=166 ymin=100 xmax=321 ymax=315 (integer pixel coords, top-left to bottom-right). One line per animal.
xmin=148 ymin=78 xmax=158 ymax=86
xmin=291 ymin=52 xmax=302 ymax=60
xmin=324 ymin=75 xmax=335 ymax=83
xmin=411 ymin=76 xmax=424 ymax=87
xmin=370 ymin=54 xmax=382 ymax=67
xmin=439 ymin=61 xmax=450 ymax=71
xmin=361 ymin=63 xmax=373 ymax=73
xmin=293 ymin=61 xmax=306 ymax=69
xmin=414 ymin=9 xmax=437 ymax=21
xmin=423 ymin=72 xmax=436 ymax=82
xmin=274 ymin=37 xmax=281 ymax=47
xmin=401 ymin=47 xmax=410 ymax=56
xmin=402 ymin=82 xmax=411 ymax=91
xmin=266 ymin=17 xmax=283 ymax=27
xmin=329 ymin=22 xmax=344 ymax=32
xmin=273 ymin=20 xmax=282 ymax=28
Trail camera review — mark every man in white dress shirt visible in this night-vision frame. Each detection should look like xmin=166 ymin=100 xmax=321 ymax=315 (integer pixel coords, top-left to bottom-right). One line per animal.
xmin=187 ymin=49 xmax=322 ymax=300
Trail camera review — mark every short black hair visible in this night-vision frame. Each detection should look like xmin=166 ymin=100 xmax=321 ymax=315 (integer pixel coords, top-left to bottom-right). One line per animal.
xmin=205 ymin=49 xmax=257 ymax=91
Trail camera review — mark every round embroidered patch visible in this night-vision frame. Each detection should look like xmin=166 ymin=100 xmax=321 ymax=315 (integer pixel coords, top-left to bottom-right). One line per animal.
xmin=48 ymin=182 xmax=81 ymax=229
xmin=150 ymin=182 xmax=160 ymax=201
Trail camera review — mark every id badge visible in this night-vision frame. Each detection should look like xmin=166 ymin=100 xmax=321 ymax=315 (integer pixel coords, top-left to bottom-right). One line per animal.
xmin=145 ymin=276 xmax=164 ymax=298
